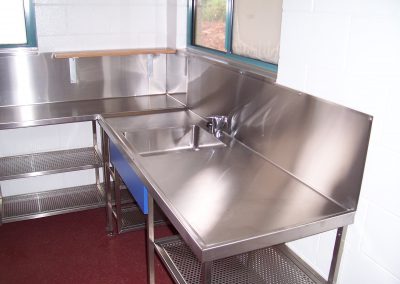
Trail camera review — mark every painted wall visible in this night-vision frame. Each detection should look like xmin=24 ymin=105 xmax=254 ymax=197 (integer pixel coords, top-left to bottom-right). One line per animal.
xmin=166 ymin=0 xmax=187 ymax=48
xmin=34 ymin=0 xmax=167 ymax=52
xmin=277 ymin=0 xmax=400 ymax=283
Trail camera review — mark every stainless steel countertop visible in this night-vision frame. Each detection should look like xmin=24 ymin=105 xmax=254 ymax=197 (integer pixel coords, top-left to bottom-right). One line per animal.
xmin=99 ymin=111 xmax=355 ymax=263
xmin=0 ymin=94 xmax=185 ymax=129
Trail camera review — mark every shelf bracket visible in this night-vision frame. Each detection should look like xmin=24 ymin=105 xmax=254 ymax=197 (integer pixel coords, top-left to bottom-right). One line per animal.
xmin=69 ymin=57 xmax=78 ymax=84
xmin=147 ymin=54 xmax=154 ymax=79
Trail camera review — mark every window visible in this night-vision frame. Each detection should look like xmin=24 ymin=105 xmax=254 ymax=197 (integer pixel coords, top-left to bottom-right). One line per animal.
xmin=0 ymin=0 xmax=37 ymax=48
xmin=189 ymin=0 xmax=282 ymax=72
xmin=194 ymin=0 xmax=227 ymax=52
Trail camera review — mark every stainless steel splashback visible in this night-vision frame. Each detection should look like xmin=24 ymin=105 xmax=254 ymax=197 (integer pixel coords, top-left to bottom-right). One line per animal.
xmin=0 ymin=53 xmax=167 ymax=107
xmin=185 ymin=52 xmax=372 ymax=210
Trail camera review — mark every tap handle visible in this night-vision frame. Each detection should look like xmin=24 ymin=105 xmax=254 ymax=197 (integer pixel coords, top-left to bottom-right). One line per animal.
xmin=206 ymin=115 xmax=228 ymax=134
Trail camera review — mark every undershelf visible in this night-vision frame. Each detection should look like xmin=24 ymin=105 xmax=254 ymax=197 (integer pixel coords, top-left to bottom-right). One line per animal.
xmin=0 ymin=147 xmax=102 ymax=181
xmin=155 ymin=236 xmax=326 ymax=284
xmin=2 ymin=184 xmax=105 ymax=223
xmin=114 ymin=204 xmax=167 ymax=233
xmin=111 ymin=185 xmax=135 ymax=206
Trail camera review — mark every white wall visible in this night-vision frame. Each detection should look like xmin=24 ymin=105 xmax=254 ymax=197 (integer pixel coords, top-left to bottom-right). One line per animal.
xmin=166 ymin=0 xmax=187 ymax=48
xmin=34 ymin=0 xmax=167 ymax=52
xmin=167 ymin=0 xmax=177 ymax=48
xmin=278 ymin=0 xmax=400 ymax=283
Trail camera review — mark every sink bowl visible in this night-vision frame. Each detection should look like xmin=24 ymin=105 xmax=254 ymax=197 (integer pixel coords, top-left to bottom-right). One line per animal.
xmin=122 ymin=125 xmax=225 ymax=156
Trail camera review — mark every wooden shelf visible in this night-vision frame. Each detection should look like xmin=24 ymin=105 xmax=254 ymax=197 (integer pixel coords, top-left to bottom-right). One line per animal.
xmin=53 ymin=48 xmax=177 ymax=59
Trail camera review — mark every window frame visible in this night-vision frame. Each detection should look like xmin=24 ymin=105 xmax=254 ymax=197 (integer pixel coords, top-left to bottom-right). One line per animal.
xmin=0 ymin=0 xmax=38 ymax=49
xmin=187 ymin=0 xmax=278 ymax=73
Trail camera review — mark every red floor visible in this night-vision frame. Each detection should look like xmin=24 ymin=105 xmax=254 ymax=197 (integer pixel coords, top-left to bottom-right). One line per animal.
xmin=0 ymin=208 xmax=174 ymax=284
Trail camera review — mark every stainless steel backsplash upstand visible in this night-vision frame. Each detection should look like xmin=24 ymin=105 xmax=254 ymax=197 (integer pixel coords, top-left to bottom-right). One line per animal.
xmin=0 ymin=52 xmax=168 ymax=107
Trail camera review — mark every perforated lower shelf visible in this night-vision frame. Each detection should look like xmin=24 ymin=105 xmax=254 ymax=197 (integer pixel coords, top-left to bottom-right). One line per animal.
xmin=2 ymin=184 xmax=105 ymax=223
xmin=0 ymin=147 xmax=102 ymax=181
xmin=155 ymin=236 xmax=324 ymax=284
xmin=115 ymin=204 xmax=167 ymax=233
xmin=111 ymin=186 xmax=135 ymax=206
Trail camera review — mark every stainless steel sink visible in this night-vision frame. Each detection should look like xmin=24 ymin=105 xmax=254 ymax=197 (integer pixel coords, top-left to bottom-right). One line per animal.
xmin=122 ymin=125 xmax=225 ymax=156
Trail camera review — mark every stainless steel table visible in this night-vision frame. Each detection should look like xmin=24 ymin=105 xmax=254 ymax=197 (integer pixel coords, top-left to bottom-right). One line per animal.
xmin=0 ymin=94 xmax=185 ymax=130
xmin=0 ymin=94 xmax=185 ymax=224
xmin=99 ymin=110 xmax=356 ymax=284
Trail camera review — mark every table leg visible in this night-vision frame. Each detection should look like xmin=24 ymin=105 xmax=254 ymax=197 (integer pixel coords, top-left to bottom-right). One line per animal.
xmin=114 ymin=171 xmax=122 ymax=233
xmin=328 ymin=226 xmax=348 ymax=284
xmin=147 ymin=194 xmax=155 ymax=284
xmin=101 ymin=128 xmax=114 ymax=236
xmin=92 ymin=121 xmax=101 ymax=194
xmin=200 ymin=261 xmax=212 ymax=284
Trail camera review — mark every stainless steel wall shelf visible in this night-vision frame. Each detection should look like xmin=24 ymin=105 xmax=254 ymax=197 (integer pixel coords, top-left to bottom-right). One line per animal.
xmin=155 ymin=236 xmax=325 ymax=284
xmin=0 ymin=147 xmax=102 ymax=181
xmin=2 ymin=184 xmax=104 ymax=223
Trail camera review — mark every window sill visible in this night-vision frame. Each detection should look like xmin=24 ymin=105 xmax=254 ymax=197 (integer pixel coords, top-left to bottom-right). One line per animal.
xmin=0 ymin=47 xmax=38 ymax=57
xmin=184 ymin=46 xmax=277 ymax=82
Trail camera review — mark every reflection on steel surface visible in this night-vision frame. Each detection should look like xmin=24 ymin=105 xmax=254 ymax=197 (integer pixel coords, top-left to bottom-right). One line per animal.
xmin=206 ymin=115 xmax=228 ymax=139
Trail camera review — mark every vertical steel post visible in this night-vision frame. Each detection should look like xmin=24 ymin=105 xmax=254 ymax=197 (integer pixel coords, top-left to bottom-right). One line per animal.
xmin=101 ymin=128 xmax=114 ymax=235
xmin=200 ymin=261 xmax=212 ymax=284
xmin=328 ymin=226 xmax=348 ymax=284
xmin=92 ymin=121 xmax=100 ymax=188
xmin=114 ymin=171 xmax=122 ymax=233
xmin=147 ymin=194 xmax=155 ymax=284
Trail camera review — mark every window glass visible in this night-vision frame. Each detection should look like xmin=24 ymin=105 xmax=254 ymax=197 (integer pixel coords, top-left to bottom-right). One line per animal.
xmin=232 ymin=0 xmax=282 ymax=64
xmin=0 ymin=0 xmax=27 ymax=45
xmin=194 ymin=0 xmax=227 ymax=52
